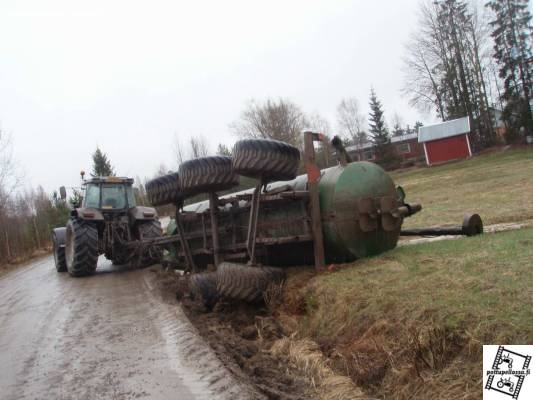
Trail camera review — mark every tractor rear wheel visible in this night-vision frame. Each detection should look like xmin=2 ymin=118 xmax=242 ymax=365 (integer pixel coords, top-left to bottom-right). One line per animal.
xmin=216 ymin=262 xmax=285 ymax=303
xmin=232 ymin=139 xmax=300 ymax=182
xmin=65 ymin=219 xmax=99 ymax=277
xmin=178 ymin=156 xmax=239 ymax=198
xmin=135 ymin=220 xmax=163 ymax=267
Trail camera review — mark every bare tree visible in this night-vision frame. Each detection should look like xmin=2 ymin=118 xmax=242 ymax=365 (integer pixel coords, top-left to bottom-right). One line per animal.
xmin=189 ymin=136 xmax=209 ymax=158
xmin=0 ymin=130 xmax=22 ymax=213
xmin=307 ymin=112 xmax=331 ymax=136
xmin=230 ymin=98 xmax=308 ymax=148
xmin=336 ymin=97 xmax=367 ymax=146
xmin=390 ymin=112 xmax=406 ymax=136
xmin=173 ymin=134 xmax=210 ymax=166
xmin=402 ymin=0 xmax=497 ymax=145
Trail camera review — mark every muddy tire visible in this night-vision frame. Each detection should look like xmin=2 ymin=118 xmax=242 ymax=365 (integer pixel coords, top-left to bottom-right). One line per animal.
xmin=232 ymin=139 xmax=300 ymax=182
xmin=145 ymin=172 xmax=182 ymax=206
xmin=52 ymin=228 xmax=67 ymax=272
xmin=189 ymin=272 xmax=219 ymax=309
xmin=216 ymin=262 xmax=285 ymax=302
xmin=135 ymin=220 xmax=163 ymax=267
xmin=179 ymin=156 xmax=239 ymax=197
xmin=65 ymin=219 xmax=99 ymax=277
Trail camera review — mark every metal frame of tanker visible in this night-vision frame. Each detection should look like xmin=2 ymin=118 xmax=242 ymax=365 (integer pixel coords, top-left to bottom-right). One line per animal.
xmin=141 ymin=132 xmax=422 ymax=272
xmin=129 ymin=132 xmax=328 ymax=271
xmin=132 ymin=131 xmax=481 ymax=272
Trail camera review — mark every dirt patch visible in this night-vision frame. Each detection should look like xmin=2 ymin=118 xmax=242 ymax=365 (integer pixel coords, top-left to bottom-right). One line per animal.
xmin=152 ymin=267 xmax=317 ymax=400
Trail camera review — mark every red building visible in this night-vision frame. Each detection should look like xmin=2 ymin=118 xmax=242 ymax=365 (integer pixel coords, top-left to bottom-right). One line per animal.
xmin=418 ymin=117 xmax=472 ymax=166
xmin=346 ymin=132 xmax=424 ymax=165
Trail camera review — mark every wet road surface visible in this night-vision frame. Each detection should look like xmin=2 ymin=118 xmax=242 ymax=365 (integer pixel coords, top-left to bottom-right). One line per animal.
xmin=0 ymin=256 xmax=258 ymax=400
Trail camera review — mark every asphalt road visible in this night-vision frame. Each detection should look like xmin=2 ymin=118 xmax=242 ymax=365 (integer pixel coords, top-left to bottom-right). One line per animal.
xmin=0 ymin=256 xmax=257 ymax=400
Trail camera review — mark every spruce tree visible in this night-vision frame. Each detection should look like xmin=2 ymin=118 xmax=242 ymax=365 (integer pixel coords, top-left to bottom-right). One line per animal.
xmin=487 ymin=0 xmax=532 ymax=141
xmin=91 ymin=147 xmax=115 ymax=177
xmin=368 ymin=89 xmax=393 ymax=164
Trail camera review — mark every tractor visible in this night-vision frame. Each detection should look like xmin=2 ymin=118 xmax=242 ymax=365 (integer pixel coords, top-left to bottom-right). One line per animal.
xmin=52 ymin=176 xmax=163 ymax=276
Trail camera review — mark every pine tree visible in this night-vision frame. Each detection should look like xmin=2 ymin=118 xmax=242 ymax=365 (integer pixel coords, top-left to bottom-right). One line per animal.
xmin=368 ymin=88 xmax=393 ymax=164
xmin=216 ymin=143 xmax=232 ymax=157
xmin=91 ymin=147 xmax=115 ymax=177
xmin=487 ymin=0 xmax=532 ymax=141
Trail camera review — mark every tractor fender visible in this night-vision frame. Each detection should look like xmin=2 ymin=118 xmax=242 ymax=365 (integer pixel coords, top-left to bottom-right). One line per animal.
xmin=74 ymin=208 xmax=105 ymax=221
xmin=129 ymin=206 xmax=158 ymax=222
xmin=52 ymin=227 xmax=67 ymax=247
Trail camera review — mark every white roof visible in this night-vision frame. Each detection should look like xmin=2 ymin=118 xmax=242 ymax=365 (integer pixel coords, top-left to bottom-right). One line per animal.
xmin=418 ymin=117 xmax=470 ymax=143
xmin=346 ymin=132 xmax=419 ymax=152
xmin=391 ymin=132 xmax=418 ymax=143
xmin=346 ymin=142 xmax=373 ymax=152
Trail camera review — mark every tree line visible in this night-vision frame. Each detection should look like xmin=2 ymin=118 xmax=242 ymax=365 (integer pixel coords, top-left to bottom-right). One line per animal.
xmin=403 ymin=0 xmax=531 ymax=146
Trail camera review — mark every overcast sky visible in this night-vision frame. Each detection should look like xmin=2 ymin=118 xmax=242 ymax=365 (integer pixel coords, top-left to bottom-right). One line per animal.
xmin=0 ymin=0 xmax=433 ymax=193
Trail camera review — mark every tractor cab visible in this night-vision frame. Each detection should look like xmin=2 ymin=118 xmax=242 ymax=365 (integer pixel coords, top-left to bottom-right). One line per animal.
xmin=82 ymin=177 xmax=136 ymax=212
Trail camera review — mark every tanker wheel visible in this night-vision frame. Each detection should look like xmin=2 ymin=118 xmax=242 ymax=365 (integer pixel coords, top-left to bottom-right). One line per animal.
xmin=216 ymin=262 xmax=285 ymax=303
xmin=65 ymin=219 xmax=99 ymax=277
xmin=189 ymin=272 xmax=219 ymax=310
xmin=178 ymin=156 xmax=239 ymax=198
xmin=462 ymin=213 xmax=483 ymax=236
xmin=145 ymin=172 xmax=182 ymax=207
xmin=52 ymin=230 xmax=67 ymax=273
xmin=135 ymin=220 xmax=163 ymax=267
xmin=232 ymin=139 xmax=300 ymax=182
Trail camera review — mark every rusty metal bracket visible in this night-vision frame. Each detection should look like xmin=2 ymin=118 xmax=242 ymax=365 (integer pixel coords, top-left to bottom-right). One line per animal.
xmin=304 ymin=131 xmax=326 ymax=271
xmin=246 ymin=181 xmax=263 ymax=264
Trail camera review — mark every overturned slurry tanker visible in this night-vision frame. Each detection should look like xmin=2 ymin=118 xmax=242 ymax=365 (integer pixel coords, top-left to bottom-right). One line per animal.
xmin=144 ymin=132 xmax=482 ymax=304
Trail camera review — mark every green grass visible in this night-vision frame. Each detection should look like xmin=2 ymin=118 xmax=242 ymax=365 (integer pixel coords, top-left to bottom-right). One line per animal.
xmin=302 ymin=228 xmax=532 ymax=344
xmin=391 ymin=148 xmax=533 ymax=228
xmin=287 ymin=228 xmax=533 ymax=399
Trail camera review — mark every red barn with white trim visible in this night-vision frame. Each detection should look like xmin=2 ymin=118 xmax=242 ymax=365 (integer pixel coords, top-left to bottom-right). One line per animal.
xmin=418 ymin=117 xmax=472 ymax=166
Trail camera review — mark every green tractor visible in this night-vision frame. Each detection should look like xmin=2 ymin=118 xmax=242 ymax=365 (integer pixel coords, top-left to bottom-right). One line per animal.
xmin=52 ymin=176 xmax=163 ymax=276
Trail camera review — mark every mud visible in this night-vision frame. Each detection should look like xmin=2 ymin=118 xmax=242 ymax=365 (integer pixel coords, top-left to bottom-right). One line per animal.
xmin=0 ymin=256 xmax=261 ymax=400
xmin=153 ymin=270 xmax=316 ymax=400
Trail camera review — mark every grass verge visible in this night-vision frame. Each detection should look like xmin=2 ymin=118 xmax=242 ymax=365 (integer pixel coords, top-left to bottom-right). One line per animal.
xmin=392 ymin=147 xmax=533 ymax=227
xmin=278 ymin=228 xmax=533 ymax=399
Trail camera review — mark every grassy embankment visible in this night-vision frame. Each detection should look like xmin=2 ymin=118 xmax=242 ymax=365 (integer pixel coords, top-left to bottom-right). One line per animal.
xmin=276 ymin=148 xmax=533 ymax=399
xmin=392 ymin=147 xmax=533 ymax=227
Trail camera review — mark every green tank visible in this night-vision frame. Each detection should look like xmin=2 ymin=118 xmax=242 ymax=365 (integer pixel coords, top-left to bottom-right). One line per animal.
xmin=166 ymin=161 xmax=410 ymax=266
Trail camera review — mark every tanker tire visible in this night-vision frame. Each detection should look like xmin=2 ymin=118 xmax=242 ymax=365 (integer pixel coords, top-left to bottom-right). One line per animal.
xmin=232 ymin=139 xmax=300 ymax=182
xmin=53 ymin=233 xmax=67 ymax=273
xmin=179 ymin=156 xmax=239 ymax=197
xmin=216 ymin=262 xmax=285 ymax=303
xmin=135 ymin=220 xmax=163 ymax=267
xmin=65 ymin=219 xmax=99 ymax=277
xmin=189 ymin=272 xmax=219 ymax=310
xmin=145 ymin=172 xmax=182 ymax=207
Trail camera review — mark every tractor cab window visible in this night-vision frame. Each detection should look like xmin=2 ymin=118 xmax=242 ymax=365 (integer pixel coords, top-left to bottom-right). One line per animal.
xmin=126 ymin=186 xmax=136 ymax=207
xmin=101 ymin=185 xmax=127 ymax=209
xmin=83 ymin=183 xmax=135 ymax=209
xmin=84 ymin=184 xmax=100 ymax=208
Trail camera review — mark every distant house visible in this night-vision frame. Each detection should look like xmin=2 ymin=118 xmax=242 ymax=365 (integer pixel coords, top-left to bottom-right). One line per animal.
xmin=418 ymin=116 xmax=472 ymax=166
xmin=345 ymin=132 xmax=424 ymax=165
